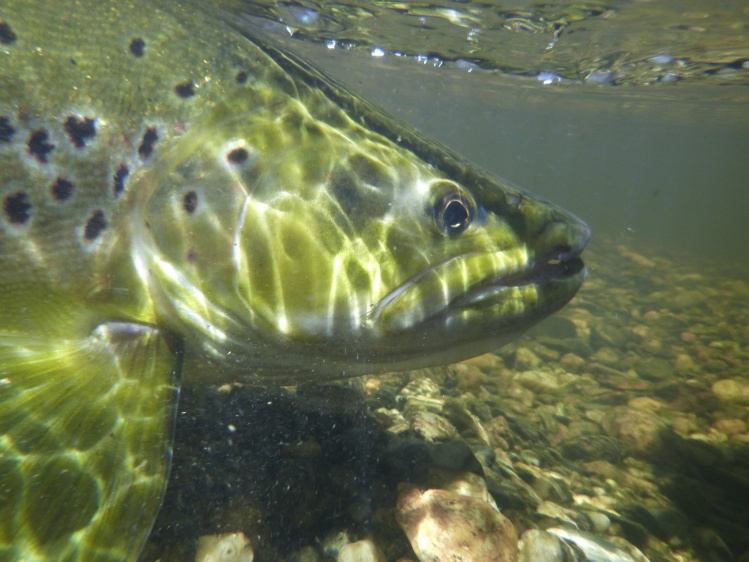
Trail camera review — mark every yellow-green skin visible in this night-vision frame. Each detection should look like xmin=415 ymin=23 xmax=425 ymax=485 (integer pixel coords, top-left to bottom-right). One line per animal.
xmin=0 ymin=1 xmax=589 ymax=560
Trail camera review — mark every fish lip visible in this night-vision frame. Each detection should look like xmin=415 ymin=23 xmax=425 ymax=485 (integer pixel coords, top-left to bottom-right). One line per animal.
xmin=370 ymin=245 xmax=587 ymax=324
xmin=463 ymin=220 xmax=591 ymax=301
xmin=494 ymin=252 xmax=586 ymax=289
xmin=453 ymin=247 xmax=587 ymax=309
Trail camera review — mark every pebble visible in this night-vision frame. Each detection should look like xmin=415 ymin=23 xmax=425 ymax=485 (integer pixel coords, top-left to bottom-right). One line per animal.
xmin=673 ymin=353 xmax=695 ymax=372
xmin=337 ymin=539 xmax=387 ymax=562
xmin=515 ymin=369 xmax=563 ymax=395
xmin=560 ymin=353 xmax=586 ymax=372
xmin=546 ymin=527 xmax=642 ymax=562
xmin=671 ymin=290 xmax=707 ymax=309
xmin=712 ymin=378 xmax=749 ymax=404
xmin=627 ymin=397 xmax=662 ymax=411
xmin=194 ymin=533 xmax=254 ymax=562
xmin=518 ymin=529 xmax=586 ymax=562
xmin=514 ymin=346 xmax=543 ymax=370
xmin=396 ymin=487 xmax=518 ymax=562
xmin=712 ymin=418 xmax=747 ymax=435
xmin=409 ymin=411 xmax=460 ymax=443
xmin=427 ymin=469 xmax=498 ymax=509
xmin=601 ymin=407 xmax=666 ymax=457
xmin=584 ymin=510 xmax=612 ymax=533
xmin=633 ymin=358 xmax=672 ymax=382
xmin=321 ymin=530 xmax=354 ymax=560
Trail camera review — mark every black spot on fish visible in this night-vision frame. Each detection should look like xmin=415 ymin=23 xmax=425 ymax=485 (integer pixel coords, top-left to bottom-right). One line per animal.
xmin=64 ymin=116 xmax=96 ymax=148
xmin=138 ymin=127 xmax=158 ymax=159
xmin=84 ymin=210 xmax=107 ymax=241
xmin=175 ymin=81 xmax=195 ymax=98
xmin=227 ymin=147 xmax=249 ymax=165
xmin=70 ymin=58 xmax=76 ymax=65
xmin=28 ymin=129 xmax=54 ymax=163
xmin=113 ymin=164 xmax=129 ymax=198
xmin=0 ymin=21 xmax=17 ymax=45
xmin=51 ymin=178 xmax=74 ymax=201
xmin=235 ymin=71 xmax=248 ymax=84
xmin=129 ymin=37 xmax=145 ymax=57
xmin=3 ymin=192 xmax=31 ymax=224
xmin=0 ymin=116 xmax=14 ymax=142
xmin=183 ymin=190 xmax=198 ymax=214
xmin=186 ymin=248 xmax=197 ymax=262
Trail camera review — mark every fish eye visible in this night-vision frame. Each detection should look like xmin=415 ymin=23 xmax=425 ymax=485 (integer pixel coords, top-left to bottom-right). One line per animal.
xmin=434 ymin=191 xmax=474 ymax=237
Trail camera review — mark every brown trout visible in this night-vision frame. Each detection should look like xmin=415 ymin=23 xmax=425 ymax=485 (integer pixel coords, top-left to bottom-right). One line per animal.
xmin=0 ymin=1 xmax=589 ymax=560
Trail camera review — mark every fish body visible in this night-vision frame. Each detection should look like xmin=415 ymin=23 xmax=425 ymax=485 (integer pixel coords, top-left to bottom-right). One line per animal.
xmin=0 ymin=1 xmax=589 ymax=560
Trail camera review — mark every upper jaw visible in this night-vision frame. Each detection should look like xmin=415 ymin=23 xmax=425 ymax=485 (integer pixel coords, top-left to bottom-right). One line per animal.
xmin=452 ymin=220 xmax=590 ymax=308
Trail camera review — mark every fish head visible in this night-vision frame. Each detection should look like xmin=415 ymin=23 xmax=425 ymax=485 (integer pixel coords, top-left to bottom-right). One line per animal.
xmin=136 ymin=91 xmax=589 ymax=380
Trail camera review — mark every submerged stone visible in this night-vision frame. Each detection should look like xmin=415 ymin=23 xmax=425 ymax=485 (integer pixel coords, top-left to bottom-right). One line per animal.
xmin=396 ymin=487 xmax=518 ymax=562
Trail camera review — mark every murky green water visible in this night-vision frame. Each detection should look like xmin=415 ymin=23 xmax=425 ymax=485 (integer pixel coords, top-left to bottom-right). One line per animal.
xmin=140 ymin=2 xmax=749 ymax=562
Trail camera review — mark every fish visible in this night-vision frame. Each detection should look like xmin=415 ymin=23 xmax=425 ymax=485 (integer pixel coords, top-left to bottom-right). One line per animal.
xmin=0 ymin=1 xmax=590 ymax=560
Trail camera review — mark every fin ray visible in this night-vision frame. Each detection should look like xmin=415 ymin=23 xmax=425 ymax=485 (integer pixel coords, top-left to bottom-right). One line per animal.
xmin=0 ymin=323 xmax=181 ymax=561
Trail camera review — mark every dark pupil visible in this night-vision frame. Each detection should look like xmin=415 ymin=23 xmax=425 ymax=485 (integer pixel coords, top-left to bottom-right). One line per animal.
xmin=444 ymin=199 xmax=469 ymax=229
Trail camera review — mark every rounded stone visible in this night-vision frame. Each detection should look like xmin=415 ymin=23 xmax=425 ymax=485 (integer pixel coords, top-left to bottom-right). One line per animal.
xmin=627 ymin=396 xmax=663 ymax=411
xmin=560 ymin=353 xmax=586 ymax=372
xmin=518 ymin=529 xmax=586 ymax=562
xmin=409 ymin=411 xmax=460 ymax=443
xmin=396 ymin=487 xmax=518 ymax=562
xmin=712 ymin=418 xmax=747 ymax=436
xmin=633 ymin=357 xmax=673 ymax=382
xmin=195 ymin=532 xmax=254 ymax=562
xmin=514 ymin=370 xmax=562 ymax=395
xmin=712 ymin=379 xmax=749 ymax=405
xmin=600 ymin=407 xmax=666 ymax=457
xmin=337 ymin=539 xmax=387 ymax=562
xmin=673 ymin=353 xmax=695 ymax=372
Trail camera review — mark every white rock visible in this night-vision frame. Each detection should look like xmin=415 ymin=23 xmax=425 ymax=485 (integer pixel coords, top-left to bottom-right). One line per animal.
xmin=337 ymin=539 xmax=387 ymax=562
xmin=396 ymin=487 xmax=517 ymax=562
xmin=195 ymin=532 xmax=254 ymax=562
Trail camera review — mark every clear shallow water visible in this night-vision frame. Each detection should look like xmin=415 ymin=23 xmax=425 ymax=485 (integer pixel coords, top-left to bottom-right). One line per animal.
xmin=238 ymin=0 xmax=749 ymax=87
xmin=257 ymin=18 xmax=749 ymax=266
xmin=150 ymin=1 xmax=749 ymax=560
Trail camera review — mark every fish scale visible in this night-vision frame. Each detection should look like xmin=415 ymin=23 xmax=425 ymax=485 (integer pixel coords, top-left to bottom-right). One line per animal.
xmin=0 ymin=1 xmax=589 ymax=560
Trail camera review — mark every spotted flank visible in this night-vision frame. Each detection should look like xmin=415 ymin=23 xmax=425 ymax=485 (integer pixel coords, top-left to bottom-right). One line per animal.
xmin=0 ymin=1 xmax=589 ymax=560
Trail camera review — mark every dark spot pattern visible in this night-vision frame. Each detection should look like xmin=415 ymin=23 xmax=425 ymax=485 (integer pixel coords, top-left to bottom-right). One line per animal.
xmin=227 ymin=147 xmax=249 ymax=165
xmin=235 ymin=71 xmax=248 ymax=84
xmin=138 ymin=128 xmax=158 ymax=159
xmin=28 ymin=129 xmax=54 ymax=163
xmin=4 ymin=192 xmax=31 ymax=224
xmin=0 ymin=21 xmax=17 ymax=45
xmin=84 ymin=210 xmax=107 ymax=241
xmin=113 ymin=164 xmax=129 ymax=198
xmin=129 ymin=37 xmax=145 ymax=57
xmin=70 ymin=58 xmax=76 ymax=65
xmin=64 ymin=116 xmax=96 ymax=148
xmin=51 ymin=178 xmax=74 ymax=201
xmin=186 ymin=248 xmax=197 ymax=263
xmin=183 ymin=191 xmax=198 ymax=214
xmin=175 ymin=81 xmax=195 ymax=98
xmin=0 ymin=116 xmax=14 ymax=142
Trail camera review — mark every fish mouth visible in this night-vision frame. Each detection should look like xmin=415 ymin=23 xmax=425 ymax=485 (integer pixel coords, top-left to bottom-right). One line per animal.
xmin=453 ymin=246 xmax=586 ymax=310
xmin=370 ymin=242 xmax=587 ymax=333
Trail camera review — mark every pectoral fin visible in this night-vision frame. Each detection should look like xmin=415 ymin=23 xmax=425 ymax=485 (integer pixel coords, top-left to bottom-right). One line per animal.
xmin=0 ymin=322 xmax=182 ymax=562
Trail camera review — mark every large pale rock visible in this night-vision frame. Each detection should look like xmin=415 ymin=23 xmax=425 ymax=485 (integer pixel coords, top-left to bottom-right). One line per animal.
xmin=396 ymin=487 xmax=518 ymax=562
xmin=337 ymin=539 xmax=387 ymax=562
xmin=195 ymin=533 xmax=254 ymax=562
